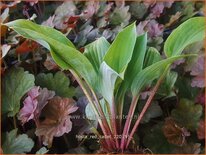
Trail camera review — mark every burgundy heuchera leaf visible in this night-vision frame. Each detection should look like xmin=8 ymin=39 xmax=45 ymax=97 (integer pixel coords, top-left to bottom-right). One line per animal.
xmin=150 ymin=2 xmax=165 ymax=18
xmin=197 ymin=120 xmax=205 ymax=140
xmin=195 ymin=92 xmax=205 ymax=106
xmin=190 ymin=56 xmax=205 ymax=88
xmin=43 ymin=53 xmax=59 ymax=71
xmin=82 ymin=1 xmax=99 ymax=20
xmin=35 ymin=88 xmax=56 ymax=118
xmin=35 ymin=96 xmax=78 ymax=146
xmin=143 ymin=1 xmax=174 ymax=18
xmin=53 ymin=1 xmax=77 ymax=30
xmin=163 ymin=117 xmax=190 ymax=146
xmin=136 ymin=20 xmax=164 ymax=38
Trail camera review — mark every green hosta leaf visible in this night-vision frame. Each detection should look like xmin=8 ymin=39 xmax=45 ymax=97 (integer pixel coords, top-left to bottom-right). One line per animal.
xmin=125 ymin=33 xmax=147 ymax=88
xmin=131 ymin=54 xmax=196 ymax=96
xmin=84 ymin=37 xmax=110 ymax=73
xmin=128 ymin=47 xmax=160 ymax=98
xmin=86 ymin=99 xmax=110 ymax=127
xmin=127 ymin=47 xmax=161 ymax=99
xmin=98 ymin=23 xmax=137 ymax=106
xmin=35 ymin=71 xmax=75 ymax=97
xmin=171 ymin=98 xmax=202 ymax=131
xmin=98 ymin=62 xmax=119 ymax=105
xmin=116 ymin=33 xmax=147 ymax=111
xmin=157 ymin=71 xmax=178 ymax=98
xmin=36 ymin=147 xmax=49 ymax=154
xmin=164 ymin=17 xmax=205 ymax=57
xmin=103 ymin=22 xmax=136 ymax=77
xmin=6 ymin=19 xmax=75 ymax=48
xmin=143 ymin=47 xmax=161 ymax=68
xmin=2 ymin=67 xmax=35 ymax=117
xmin=140 ymin=47 xmax=162 ymax=93
xmin=5 ymin=19 xmax=97 ymax=89
xmin=2 ymin=129 xmax=34 ymax=154
xmin=143 ymin=123 xmax=176 ymax=153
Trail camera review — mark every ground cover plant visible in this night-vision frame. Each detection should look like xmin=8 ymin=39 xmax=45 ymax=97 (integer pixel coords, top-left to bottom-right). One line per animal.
xmin=1 ymin=1 xmax=205 ymax=154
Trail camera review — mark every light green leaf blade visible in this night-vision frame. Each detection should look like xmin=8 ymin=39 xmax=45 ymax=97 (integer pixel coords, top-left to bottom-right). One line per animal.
xmin=124 ymin=33 xmax=147 ymax=89
xmin=98 ymin=23 xmax=137 ymax=106
xmin=98 ymin=62 xmax=119 ymax=105
xmin=2 ymin=67 xmax=35 ymax=117
xmin=2 ymin=129 xmax=34 ymax=154
xmin=157 ymin=71 xmax=178 ymax=98
xmin=36 ymin=147 xmax=49 ymax=154
xmin=5 ymin=19 xmax=75 ymax=48
xmin=131 ymin=54 xmax=196 ymax=96
xmin=86 ymin=98 xmax=110 ymax=127
xmin=143 ymin=47 xmax=161 ymax=68
xmin=5 ymin=19 xmax=97 ymax=89
xmin=164 ymin=17 xmax=205 ymax=57
xmin=116 ymin=33 xmax=147 ymax=110
xmin=103 ymin=22 xmax=137 ymax=76
xmin=35 ymin=71 xmax=75 ymax=97
xmin=84 ymin=37 xmax=110 ymax=72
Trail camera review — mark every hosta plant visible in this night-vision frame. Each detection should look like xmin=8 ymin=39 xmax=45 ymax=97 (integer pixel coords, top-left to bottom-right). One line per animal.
xmin=4 ymin=17 xmax=205 ymax=152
